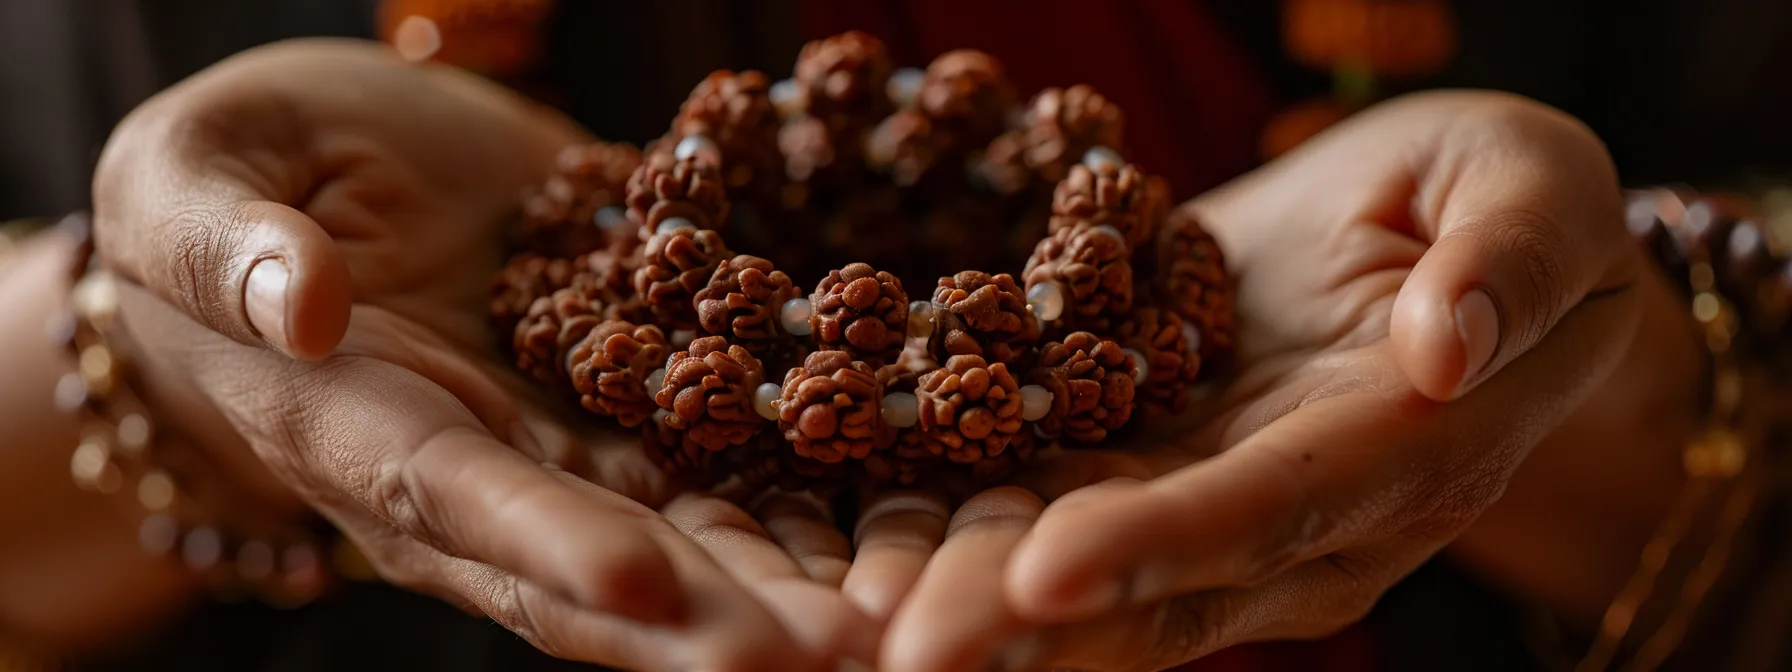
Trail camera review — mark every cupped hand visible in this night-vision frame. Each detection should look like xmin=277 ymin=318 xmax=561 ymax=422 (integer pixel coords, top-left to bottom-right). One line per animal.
xmin=867 ymin=90 xmax=1647 ymax=671
xmin=94 ymin=38 xmax=874 ymax=670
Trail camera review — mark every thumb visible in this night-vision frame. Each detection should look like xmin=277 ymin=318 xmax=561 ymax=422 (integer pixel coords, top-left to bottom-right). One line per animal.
xmin=1390 ymin=97 xmax=1638 ymax=401
xmin=93 ymin=96 xmax=351 ymax=360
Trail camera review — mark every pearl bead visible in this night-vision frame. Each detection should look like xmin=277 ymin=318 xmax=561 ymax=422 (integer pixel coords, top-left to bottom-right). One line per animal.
xmin=888 ymin=67 xmax=924 ymax=106
xmin=646 ymin=368 xmax=667 ymax=394
xmin=656 ymin=217 xmax=697 ymax=235
xmin=1123 ymin=348 xmax=1149 ymax=385
xmin=1019 ymin=385 xmax=1052 ymax=422
xmin=754 ymin=382 xmax=783 ymax=421
xmin=781 ymin=298 xmax=814 ymax=336
xmin=908 ymin=300 xmax=935 ymax=339
xmin=594 ymin=206 xmax=628 ymax=233
xmin=770 ymin=78 xmax=801 ymax=116
xmin=1026 ymin=282 xmax=1065 ymax=322
xmin=1082 ymin=146 xmax=1123 ymax=172
xmin=674 ymin=135 xmax=718 ymax=162
xmin=1182 ymin=320 xmax=1202 ymax=355
xmin=882 ymin=391 xmax=919 ymax=428
xmin=1092 ymin=225 xmax=1125 ymax=245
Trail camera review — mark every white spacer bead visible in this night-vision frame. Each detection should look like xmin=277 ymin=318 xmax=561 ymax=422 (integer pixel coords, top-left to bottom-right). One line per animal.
xmin=1026 ymin=282 xmax=1065 ymax=322
xmin=1181 ymin=320 xmax=1202 ymax=356
xmin=1123 ymin=348 xmax=1149 ymax=385
xmin=1082 ymin=146 xmax=1123 ymax=172
xmin=671 ymin=329 xmax=697 ymax=348
xmin=674 ymin=134 xmax=718 ymax=162
xmin=780 ymin=297 xmax=814 ymax=336
xmin=888 ymin=67 xmax=925 ymax=107
xmin=882 ymin=391 xmax=919 ymax=428
xmin=1092 ymin=225 xmax=1126 ymax=246
xmin=646 ymin=368 xmax=667 ymax=395
xmin=594 ymin=206 xmax=628 ymax=233
xmin=754 ymin=382 xmax=783 ymax=421
xmin=652 ymin=408 xmax=672 ymax=426
xmin=908 ymin=300 xmax=935 ymax=339
xmin=656 ymin=217 xmax=697 ymax=235
xmin=770 ymin=78 xmax=801 ymax=116
xmin=1019 ymin=385 xmax=1053 ymax=422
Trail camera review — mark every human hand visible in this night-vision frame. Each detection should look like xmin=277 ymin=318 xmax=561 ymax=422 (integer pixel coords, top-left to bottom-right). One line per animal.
xmin=867 ymin=90 xmax=1647 ymax=670
xmin=93 ymin=38 xmax=873 ymax=670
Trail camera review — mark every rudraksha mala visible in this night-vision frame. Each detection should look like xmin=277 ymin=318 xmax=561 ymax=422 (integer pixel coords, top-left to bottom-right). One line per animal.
xmin=492 ymin=32 xmax=1236 ymax=492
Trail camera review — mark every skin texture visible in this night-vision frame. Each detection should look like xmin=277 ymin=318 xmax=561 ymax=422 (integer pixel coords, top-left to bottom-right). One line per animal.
xmin=82 ymin=37 xmax=1696 ymax=672
xmin=86 ymin=39 xmax=875 ymax=671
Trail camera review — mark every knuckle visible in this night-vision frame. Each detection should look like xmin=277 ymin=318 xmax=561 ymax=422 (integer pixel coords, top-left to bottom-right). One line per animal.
xmin=669 ymin=494 xmax=767 ymax=539
xmin=502 ymin=578 xmax=570 ymax=661
xmin=160 ymin=199 xmax=253 ymax=333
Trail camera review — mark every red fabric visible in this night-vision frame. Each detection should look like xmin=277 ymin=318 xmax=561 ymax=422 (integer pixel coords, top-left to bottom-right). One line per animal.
xmin=799 ymin=0 xmax=1278 ymax=200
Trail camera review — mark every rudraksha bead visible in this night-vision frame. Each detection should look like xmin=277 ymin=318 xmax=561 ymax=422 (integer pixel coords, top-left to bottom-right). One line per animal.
xmin=1114 ymin=307 xmax=1198 ymax=416
xmin=793 ymin=30 xmax=894 ymax=131
xmin=777 ymin=351 xmax=883 ymax=463
xmin=672 ymin=70 xmax=782 ymax=196
xmin=1013 ymin=85 xmax=1125 ymax=183
xmin=655 ymin=336 xmax=767 ymax=453
xmin=645 ymin=427 xmax=771 ymax=490
xmin=1151 ymin=210 xmax=1235 ymax=361
xmin=861 ymin=427 xmax=945 ymax=487
xmin=514 ymin=287 xmax=603 ymax=383
xmin=1050 ymin=161 xmax=1168 ymax=248
xmin=915 ymin=354 xmax=1025 ymax=464
xmin=865 ymin=108 xmax=940 ymax=187
xmin=491 ymin=254 xmax=577 ymax=337
xmin=811 ymin=263 xmax=909 ymax=367
xmin=625 ymin=151 xmax=732 ymax=234
xmin=635 ymin=228 xmax=731 ymax=330
xmin=930 ymin=271 xmax=1040 ymax=365
xmin=915 ymin=49 xmax=1014 ymax=151
xmin=695 ymin=255 xmax=800 ymax=351
xmin=517 ymin=141 xmax=643 ymax=256
xmin=1024 ymin=223 xmax=1134 ymax=334
xmin=1032 ymin=332 xmax=1136 ymax=443
xmin=568 ymin=321 xmax=668 ymax=428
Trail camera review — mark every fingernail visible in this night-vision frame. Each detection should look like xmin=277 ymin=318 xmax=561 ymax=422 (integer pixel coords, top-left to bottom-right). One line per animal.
xmin=1453 ymin=288 xmax=1499 ymax=397
xmin=245 ymin=258 xmax=291 ymax=351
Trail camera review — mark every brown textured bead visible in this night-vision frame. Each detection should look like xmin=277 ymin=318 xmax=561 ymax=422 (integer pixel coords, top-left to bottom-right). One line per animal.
xmin=793 ymin=30 xmax=894 ymax=130
xmin=915 ymin=354 xmax=1025 ymax=464
xmin=1113 ymin=308 xmax=1198 ymax=416
xmin=518 ymin=141 xmax=643 ymax=256
xmin=625 ymin=151 xmax=732 ymax=234
xmin=645 ymin=427 xmax=776 ymax=490
xmin=811 ymin=263 xmax=909 ymax=367
xmin=777 ymin=351 xmax=882 ymax=463
xmin=1024 ymin=222 xmax=1134 ymax=333
xmin=513 ymin=287 xmax=604 ymax=383
xmin=1014 ymin=85 xmax=1125 ymax=183
xmin=568 ymin=321 xmax=669 ymax=427
xmin=861 ymin=427 xmax=944 ymax=487
xmin=779 ymin=115 xmax=836 ymax=184
xmin=672 ymin=70 xmax=782 ymax=195
xmin=635 ymin=228 xmax=731 ymax=330
xmin=1151 ymin=210 xmax=1235 ymax=361
xmin=491 ymin=254 xmax=577 ymax=337
xmin=916 ymin=49 xmax=1015 ymax=150
xmin=695 ymin=255 xmax=800 ymax=350
xmin=865 ymin=108 xmax=940 ymax=187
xmin=930 ymin=271 xmax=1040 ymax=365
xmin=654 ymin=336 xmax=767 ymax=453
xmin=1050 ymin=162 xmax=1168 ymax=248
xmin=1032 ymin=332 xmax=1136 ymax=443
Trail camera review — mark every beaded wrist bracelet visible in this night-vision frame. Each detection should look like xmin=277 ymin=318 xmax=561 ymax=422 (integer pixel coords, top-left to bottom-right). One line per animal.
xmin=491 ymin=32 xmax=1235 ymax=492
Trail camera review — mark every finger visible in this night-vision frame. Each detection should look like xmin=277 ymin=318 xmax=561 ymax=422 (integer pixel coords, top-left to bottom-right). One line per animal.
xmin=881 ymin=487 xmax=1043 ymax=672
xmin=841 ymin=490 xmax=951 ymax=623
xmin=336 ymin=502 xmax=817 ymax=671
xmin=754 ymin=493 xmax=854 ymax=587
xmin=663 ymin=494 xmax=880 ymax=666
xmin=1009 ymin=267 xmax=1639 ymax=623
xmin=1389 ymin=93 xmax=1636 ymax=400
xmin=94 ymin=89 xmax=351 ymax=359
